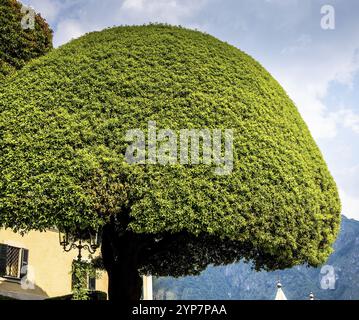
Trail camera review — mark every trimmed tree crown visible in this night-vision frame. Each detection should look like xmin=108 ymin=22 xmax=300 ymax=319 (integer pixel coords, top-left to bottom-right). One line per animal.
xmin=0 ymin=24 xmax=340 ymax=271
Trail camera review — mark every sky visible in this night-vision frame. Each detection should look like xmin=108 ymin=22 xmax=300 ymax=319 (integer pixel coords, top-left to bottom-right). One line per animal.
xmin=22 ymin=0 xmax=359 ymax=220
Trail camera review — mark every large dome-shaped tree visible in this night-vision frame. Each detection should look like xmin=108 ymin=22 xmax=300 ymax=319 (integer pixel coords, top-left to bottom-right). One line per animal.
xmin=0 ymin=25 xmax=340 ymax=300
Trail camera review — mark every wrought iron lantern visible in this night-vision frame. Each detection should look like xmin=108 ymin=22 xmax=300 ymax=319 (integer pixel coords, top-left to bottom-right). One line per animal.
xmin=58 ymin=229 xmax=101 ymax=261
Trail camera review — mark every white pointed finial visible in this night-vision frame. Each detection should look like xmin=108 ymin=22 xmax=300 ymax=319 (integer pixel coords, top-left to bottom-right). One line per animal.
xmin=275 ymin=280 xmax=287 ymax=300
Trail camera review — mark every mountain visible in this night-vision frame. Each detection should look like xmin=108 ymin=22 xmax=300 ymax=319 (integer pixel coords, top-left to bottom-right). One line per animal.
xmin=153 ymin=215 xmax=359 ymax=300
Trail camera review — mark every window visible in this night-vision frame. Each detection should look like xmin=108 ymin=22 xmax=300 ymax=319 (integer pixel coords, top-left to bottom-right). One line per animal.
xmin=20 ymin=248 xmax=29 ymax=278
xmin=0 ymin=244 xmax=29 ymax=279
xmin=71 ymin=273 xmax=96 ymax=291
xmin=88 ymin=275 xmax=96 ymax=291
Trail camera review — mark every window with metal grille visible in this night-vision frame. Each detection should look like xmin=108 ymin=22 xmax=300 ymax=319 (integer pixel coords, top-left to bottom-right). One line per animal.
xmin=6 ymin=246 xmax=20 ymax=278
xmin=0 ymin=244 xmax=29 ymax=279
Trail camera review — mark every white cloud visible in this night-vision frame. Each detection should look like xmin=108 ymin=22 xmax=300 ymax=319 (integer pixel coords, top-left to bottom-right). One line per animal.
xmin=234 ymin=1 xmax=359 ymax=141
xmin=280 ymin=34 xmax=312 ymax=55
xmin=48 ymin=0 xmax=208 ymax=47
xmin=336 ymin=164 xmax=359 ymax=177
xmin=270 ymin=38 xmax=359 ymax=139
xmin=333 ymin=49 xmax=359 ymax=87
xmin=278 ymin=77 xmax=339 ymax=139
xmin=339 ymin=189 xmax=359 ymax=221
xmin=120 ymin=0 xmax=207 ymax=24
xmin=54 ymin=19 xmax=87 ymax=47
xmin=22 ymin=0 xmax=61 ymax=24
xmin=330 ymin=109 xmax=359 ymax=134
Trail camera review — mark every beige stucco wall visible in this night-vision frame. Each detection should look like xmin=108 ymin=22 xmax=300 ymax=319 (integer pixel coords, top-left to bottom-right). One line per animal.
xmin=0 ymin=229 xmax=108 ymax=300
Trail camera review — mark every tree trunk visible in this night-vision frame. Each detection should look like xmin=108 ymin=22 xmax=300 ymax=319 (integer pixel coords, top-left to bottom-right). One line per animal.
xmin=101 ymin=218 xmax=143 ymax=301
xmin=106 ymin=257 xmax=142 ymax=301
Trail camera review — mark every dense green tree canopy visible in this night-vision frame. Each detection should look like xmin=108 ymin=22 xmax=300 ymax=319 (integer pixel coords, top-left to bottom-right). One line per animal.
xmin=0 ymin=0 xmax=52 ymax=80
xmin=0 ymin=25 xmax=340 ymax=272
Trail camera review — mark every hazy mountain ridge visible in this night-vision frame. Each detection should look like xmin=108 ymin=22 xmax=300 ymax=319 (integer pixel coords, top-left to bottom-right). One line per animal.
xmin=154 ymin=215 xmax=359 ymax=300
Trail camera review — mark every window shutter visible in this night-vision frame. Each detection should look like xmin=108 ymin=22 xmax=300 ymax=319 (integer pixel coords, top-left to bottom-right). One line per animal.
xmin=20 ymin=249 xmax=29 ymax=278
xmin=0 ymin=244 xmax=8 ymax=277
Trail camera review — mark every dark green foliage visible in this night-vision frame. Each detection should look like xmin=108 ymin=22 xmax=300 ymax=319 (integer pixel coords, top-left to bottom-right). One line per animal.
xmin=71 ymin=260 xmax=99 ymax=300
xmin=0 ymin=0 xmax=53 ymax=78
xmin=154 ymin=216 xmax=359 ymax=300
xmin=0 ymin=25 xmax=341 ymax=272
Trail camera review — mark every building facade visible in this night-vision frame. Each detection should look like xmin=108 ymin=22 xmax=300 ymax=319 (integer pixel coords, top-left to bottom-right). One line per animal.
xmin=0 ymin=229 xmax=108 ymax=300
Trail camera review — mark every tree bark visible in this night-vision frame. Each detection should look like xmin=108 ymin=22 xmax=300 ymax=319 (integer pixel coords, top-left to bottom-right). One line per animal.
xmin=106 ymin=256 xmax=142 ymax=301
xmin=101 ymin=218 xmax=143 ymax=301
xmin=100 ymin=216 xmax=190 ymax=301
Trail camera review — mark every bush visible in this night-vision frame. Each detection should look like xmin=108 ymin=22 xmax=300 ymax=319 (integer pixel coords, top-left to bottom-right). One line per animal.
xmin=0 ymin=0 xmax=53 ymax=78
